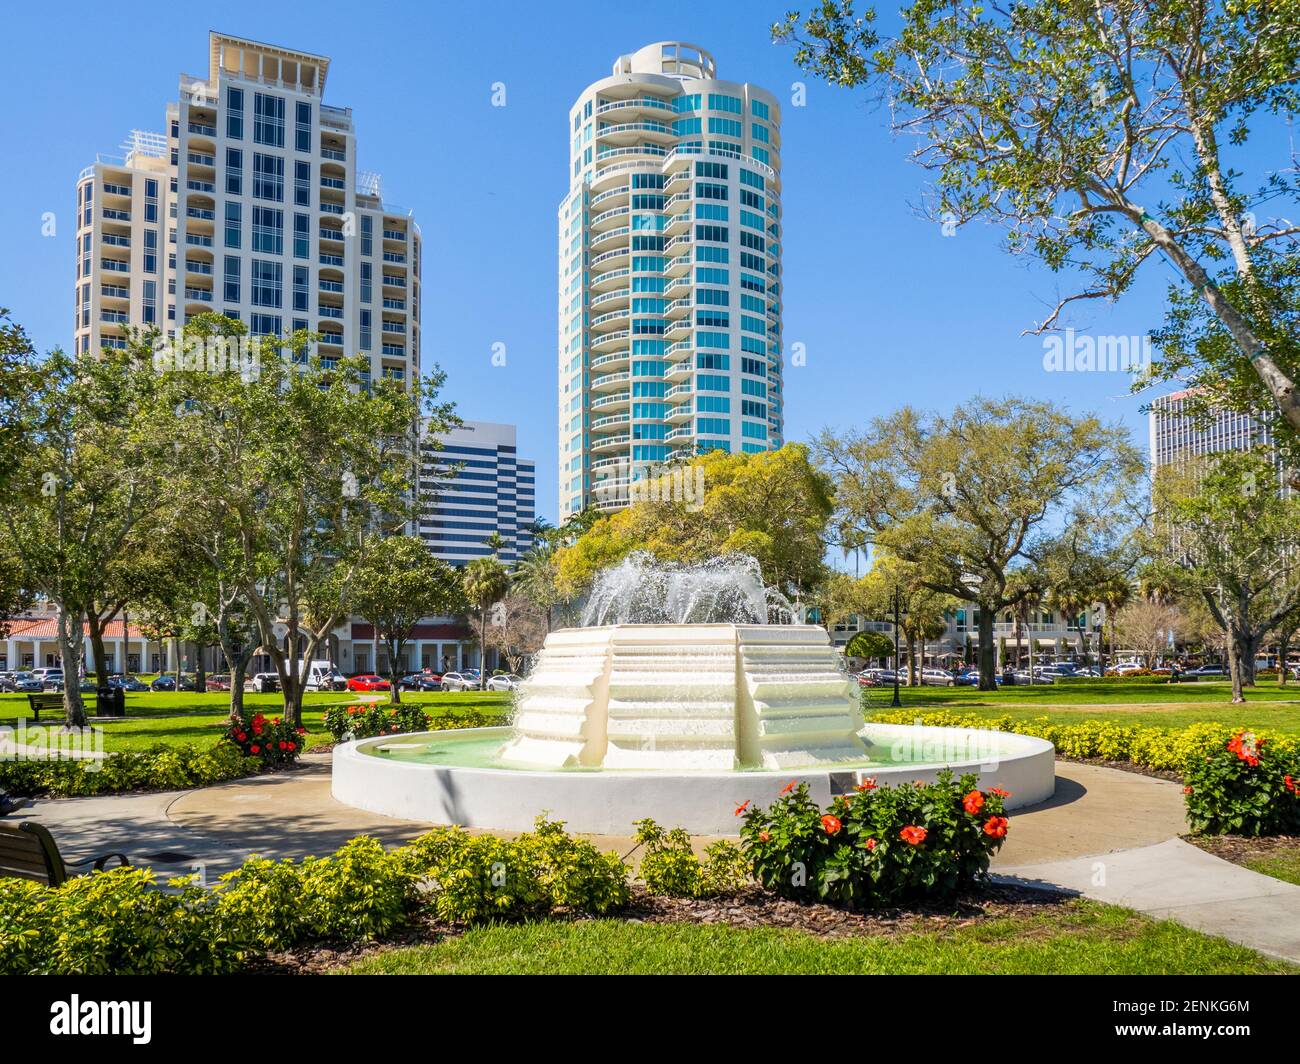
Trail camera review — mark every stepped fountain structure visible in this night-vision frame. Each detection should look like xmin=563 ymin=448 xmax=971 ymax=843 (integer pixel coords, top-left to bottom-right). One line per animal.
xmin=333 ymin=555 xmax=1055 ymax=835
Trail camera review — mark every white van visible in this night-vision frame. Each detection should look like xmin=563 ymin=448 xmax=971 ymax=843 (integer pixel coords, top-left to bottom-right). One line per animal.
xmin=300 ymin=660 xmax=347 ymax=692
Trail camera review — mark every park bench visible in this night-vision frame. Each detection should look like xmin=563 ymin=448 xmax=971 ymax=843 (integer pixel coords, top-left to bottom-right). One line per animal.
xmin=25 ymin=692 xmax=66 ymax=720
xmin=0 ymin=821 xmax=129 ymax=886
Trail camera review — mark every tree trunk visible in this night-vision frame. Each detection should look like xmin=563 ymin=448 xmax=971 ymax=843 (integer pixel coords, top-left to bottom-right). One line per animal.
xmin=1227 ymin=637 xmax=1246 ymax=704
xmin=230 ymin=654 xmax=250 ymax=718
xmin=976 ymin=608 xmax=996 ymax=691
xmin=86 ymin=609 xmax=113 ymax=686
xmin=194 ymin=648 xmax=206 ymax=697
xmin=479 ymin=605 xmax=488 ymax=690
xmin=171 ymin=637 xmax=181 ymax=686
xmin=56 ymin=603 xmax=89 ymax=728
xmin=387 ymin=635 xmax=402 ymax=705
xmin=1279 ymin=629 xmax=1293 ymax=687
xmin=905 ymin=633 xmax=917 ymax=687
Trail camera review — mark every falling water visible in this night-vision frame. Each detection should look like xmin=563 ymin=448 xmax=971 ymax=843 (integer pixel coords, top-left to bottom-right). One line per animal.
xmin=580 ymin=552 xmax=796 ymax=627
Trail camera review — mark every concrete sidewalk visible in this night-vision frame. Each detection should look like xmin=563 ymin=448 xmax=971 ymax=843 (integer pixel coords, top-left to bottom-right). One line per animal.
xmin=999 ymin=837 xmax=1300 ymax=964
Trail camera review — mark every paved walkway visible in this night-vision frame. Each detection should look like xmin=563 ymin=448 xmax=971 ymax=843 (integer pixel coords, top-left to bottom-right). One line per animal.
xmin=11 ymin=756 xmax=1300 ymax=963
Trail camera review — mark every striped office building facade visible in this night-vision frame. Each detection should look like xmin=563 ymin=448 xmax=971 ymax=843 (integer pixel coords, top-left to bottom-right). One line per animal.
xmin=418 ymin=420 xmax=536 ymax=566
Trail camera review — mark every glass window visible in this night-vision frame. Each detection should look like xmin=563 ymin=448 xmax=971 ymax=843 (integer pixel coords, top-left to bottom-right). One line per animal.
xmin=226 ymin=87 xmax=244 ymax=139
xmin=253 ymin=92 xmax=285 ymax=147
xmin=295 ymin=101 xmax=311 ymax=152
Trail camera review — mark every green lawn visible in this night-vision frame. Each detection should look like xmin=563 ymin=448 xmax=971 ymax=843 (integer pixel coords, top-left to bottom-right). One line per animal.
xmin=866 ymin=679 xmax=1300 ymax=735
xmin=341 ymin=900 xmax=1293 ymax=975
xmin=0 ymin=690 xmax=512 ymax=753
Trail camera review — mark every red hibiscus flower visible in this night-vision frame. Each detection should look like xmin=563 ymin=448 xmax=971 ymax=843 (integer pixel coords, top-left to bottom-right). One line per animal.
xmin=863 ymin=838 xmax=877 ymax=851
xmin=759 ymin=831 xmax=771 ymax=842
xmin=780 ymin=780 xmax=798 ymax=795
xmin=1284 ymin=776 xmax=1298 ymax=795
xmin=821 ymin=814 xmax=842 ymax=835
xmin=287 ymin=742 xmax=295 ymax=752
xmin=983 ymin=816 xmax=1009 ymax=839
xmin=250 ymin=744 xmax=260 ymax=754
xmin=856 ymin=778 xmax=877 ymax=792
xmin=734 ymin=800 xmax=751 ymax=817
xmin=989 ymin=786 xmax=1011 ymax=798
xmin=962 ymin=790 xmax=985 ymax=814
xmin=1227 ymin=731 xmax=1261 ymax=767
xmin=899 ymin=825 xmax=927 ymax=846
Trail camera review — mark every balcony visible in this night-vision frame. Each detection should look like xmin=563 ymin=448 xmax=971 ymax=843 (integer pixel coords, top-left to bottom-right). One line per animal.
xmin=382 ymin=274 xmax=406 ymax=289
xmin=382 ymin=229 xmax=407 ymax=242
xmin=590 ymin=351 xmax=629 ymax=371
xmin=382 ymin=343 xmax=405 ymax=357
xmin=590 ymin=287 xmax=629 ymax=309
xmin=103 ymin=182 xmax=131 ymax=197
xmin=590 ymin=205 xmax=630 ymax=231
xmin=186 ymin=206 xmax=215 ymax=221
xmin=590 ymin=266 xmax=630 ymax=291
xmin=590 ymin=226 xmax=629 ymax=252
xmin=321 ymin=147 xmax=346 ymax=162
xmin=591 ymin=433 xmax=630 ymax=453
xmin=319 ymin=306 xmax=343 ymax=319
xmin=100 ymin=284 xmax=129 ymax=300
xmin=187 ymin=122 xmax=216 ymax=137
xmin=382 ymin=251 xmax=406 ymax=264
xmin=100 ymin=311 xmax=129 ymax=324
xmin=321 ymin=202 xmax=344 ymax=215
xmin=102 ymin=208 xmax=131 ymax=222
xmin=589 ymin=247 xmax=629 ymax=271
xmin=183 ymin=287 xmax=212 ymax=302
xmin=596 ymin=96 xmax=674 ymax=118
xmin=590 ymin=413 xmax=630 ymax=431
xmin=101 ymin=234 xmax=130 ymax=248
xmin=666 ymin=426 xmax=694 ymax=442
xmin=591 ymin=329 xmax=629 ymax=352
xmin=591 ymin=371 xmax=630 ymax=392
xmin=589 ymin=308 xmax=629 ymax=330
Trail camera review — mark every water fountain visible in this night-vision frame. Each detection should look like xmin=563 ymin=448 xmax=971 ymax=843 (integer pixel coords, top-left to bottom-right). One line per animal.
xmin=332 ymin=554 xmax=1054 ymax=834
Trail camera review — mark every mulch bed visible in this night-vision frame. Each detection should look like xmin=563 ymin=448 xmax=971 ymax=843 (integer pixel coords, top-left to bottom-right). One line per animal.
xmin=251 ymin=881 xmax=1072 ymax=973
xmin=1184 ymin=834 xmax=1300 ymax=868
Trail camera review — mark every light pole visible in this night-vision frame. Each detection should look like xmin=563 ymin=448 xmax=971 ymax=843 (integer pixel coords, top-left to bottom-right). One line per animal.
xmin=891 ymin=586 xmax=902 ymax=708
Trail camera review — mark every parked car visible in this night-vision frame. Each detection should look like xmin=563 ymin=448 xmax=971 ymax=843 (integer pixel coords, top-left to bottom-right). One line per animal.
xmin=439 ymin=671 xmax=477 ymax=692
xmin=486 ymin=673 xmax=523 ymax=692
xmin=205 ymin=674 xmax=232 ymax=692
xmin=300 ymin=660 xmax=349 ymax=692
xmin=1184 ymin=664 xmax=1226 ymax=677
xmin=397 ymin=673 xmax=442 ymax=692
xmin=346 ymin=674 xmax=390 ymax=693
xmin=920 ymin=667 xmax=956 ymax=687
xmin=110 ymin=675 xmax=149 ymax=692
xmin=7 ymin=672 xmax=43 ymax=693
xmin=34 ymin=668 xmax=65 ymax=691
xmin=251 ymin=672 xmax=280 ymax=694
xmin=149 ymin=675 xmax=176 ymax=692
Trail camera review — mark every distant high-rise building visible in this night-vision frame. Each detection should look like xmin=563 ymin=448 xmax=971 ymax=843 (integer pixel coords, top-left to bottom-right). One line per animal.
xmin=74 ymin=32 xmax=420 ymax=388
xmin=558 ymin=42 xmax=784 ymax=518
xmin=418 ymin=420 xmax=537 ymax=566
xmin=1149 ymin=388 xmax=1291 ymax=494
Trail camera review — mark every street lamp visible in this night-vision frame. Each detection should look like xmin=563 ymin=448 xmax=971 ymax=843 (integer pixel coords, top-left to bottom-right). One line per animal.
xmin=891 ymin=586 xmax=902 ymax=708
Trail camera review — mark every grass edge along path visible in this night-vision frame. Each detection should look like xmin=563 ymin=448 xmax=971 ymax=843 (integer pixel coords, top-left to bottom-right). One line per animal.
xmin=339 ymin=900 xmax=1294 ymax=975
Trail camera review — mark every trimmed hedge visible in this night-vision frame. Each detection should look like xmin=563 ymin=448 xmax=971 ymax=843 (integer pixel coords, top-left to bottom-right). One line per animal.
xmin=0 ymin=743 xmax=261 ymax=798
xmin=0 ymin=818 xmax=629 ymax=974
xmin=868 ymin=709 xmax=1300 ymax=836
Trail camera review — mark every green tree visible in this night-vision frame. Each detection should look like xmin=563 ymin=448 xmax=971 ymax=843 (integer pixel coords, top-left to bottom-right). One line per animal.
xmin=154 ymin=314 xmax=457 ymax=726
xmin=775 ymin=1 xmax=1300 ymax=457
xmin=817 ymin=397 xmax=1143 ymax=689
xmin=350 ymin=535 xmax=465 ymax=704
xmin=463 ymin=554 xmax=511 ymax=690
xmin=844 ymin=629 xmax=893 ymax=663
xmin=1149 ymin=449 xmax=1300 ymax=701
xmin=556 ymin=444 xmax=833 ymax=602
xmin=0 ymin=328 xmax=168 ymax=726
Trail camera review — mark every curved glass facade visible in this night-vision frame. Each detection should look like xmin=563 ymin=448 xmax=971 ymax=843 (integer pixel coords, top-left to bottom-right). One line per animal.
xmin=558 ymin=42 xmax=784 ymax=518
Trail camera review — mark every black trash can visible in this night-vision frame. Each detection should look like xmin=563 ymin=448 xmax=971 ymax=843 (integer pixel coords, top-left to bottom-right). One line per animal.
xmin=96 ymin=685 xmax=125 ymax=717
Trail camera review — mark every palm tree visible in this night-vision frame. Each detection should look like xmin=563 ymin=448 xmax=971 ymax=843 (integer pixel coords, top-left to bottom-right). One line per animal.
xmin=1096 ymin=577 xmax=1133 ymax=674
xmin=1047 ymin=584 xmax=1090 ymax=662
xmin=463 ymin=555 xmax=511 ymax=690
xmin=514 ymin=544 xmax=560 ymax=633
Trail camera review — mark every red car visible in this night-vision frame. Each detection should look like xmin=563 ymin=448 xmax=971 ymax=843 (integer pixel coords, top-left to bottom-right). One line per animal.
xmin=346 ymin=674 xmax=391 ymax=692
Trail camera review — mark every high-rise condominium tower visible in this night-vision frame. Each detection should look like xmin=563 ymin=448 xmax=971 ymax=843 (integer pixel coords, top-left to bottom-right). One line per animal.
xmin=75 ymin=32 xmax=420 ymax=388
xmin=557 ymin=42 xmax=784 ymax=518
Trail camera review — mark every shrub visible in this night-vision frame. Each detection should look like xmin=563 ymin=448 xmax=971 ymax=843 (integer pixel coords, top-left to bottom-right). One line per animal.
xmin=222 ymin=712 xmax=304 ymax=765
xmin=0 ymin=868 xmax=251 ymax=975
xmin=739 ymin=773 xmax=1009 ymax=907
xmin=322 ymin=702 xmax=432 ymax=742
xmin=0 ymin=743 xmax=262 ymax=799
xmin=299 ymin=836 xmax=412 ymax=942
xmin=395 ymin=816 xmax=629 ymax=923
xmin=214 ymin=855 xmax=310 ymax=950
xmin=1184 ymin=730 xmax=1300 ymax=836
xmin=632 ymin=818 xmax=752 ymax=898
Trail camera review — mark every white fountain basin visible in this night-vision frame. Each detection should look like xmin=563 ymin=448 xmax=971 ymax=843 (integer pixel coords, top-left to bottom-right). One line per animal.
xmin=332 ymin=721 xmax=1056 ymax=836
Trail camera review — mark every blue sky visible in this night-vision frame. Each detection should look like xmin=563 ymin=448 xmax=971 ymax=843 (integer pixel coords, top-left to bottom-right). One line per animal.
xmin=1 ymin=0 xmax=1283 ymax=523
